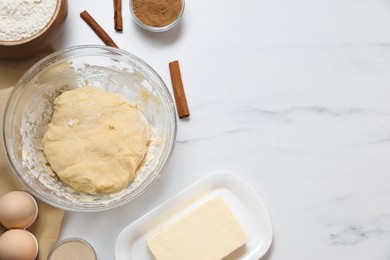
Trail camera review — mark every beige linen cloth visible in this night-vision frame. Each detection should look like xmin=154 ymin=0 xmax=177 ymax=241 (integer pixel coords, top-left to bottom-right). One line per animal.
xmin=0 ymin=48 xmax=64 ymax=260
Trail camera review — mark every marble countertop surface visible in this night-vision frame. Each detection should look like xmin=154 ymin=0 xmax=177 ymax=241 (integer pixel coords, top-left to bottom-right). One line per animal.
xmin=54 ymin=0 xmax=390 ymax=259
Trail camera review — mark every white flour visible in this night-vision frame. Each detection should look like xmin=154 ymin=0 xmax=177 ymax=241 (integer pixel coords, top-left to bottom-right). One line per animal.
xmin=0 ymin=0 xmax=57 ymax=41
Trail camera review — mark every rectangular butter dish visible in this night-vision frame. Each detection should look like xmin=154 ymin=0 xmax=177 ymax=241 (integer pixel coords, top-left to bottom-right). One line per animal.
xmin=114 ymin=171 xmax=273 ymax=260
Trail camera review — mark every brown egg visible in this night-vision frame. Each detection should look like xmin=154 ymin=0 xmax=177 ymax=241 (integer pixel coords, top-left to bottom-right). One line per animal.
xmin=0 ymin=191 xmax=38 ymax=229
xmin=0 ymin=229 xmax=38 ymax=260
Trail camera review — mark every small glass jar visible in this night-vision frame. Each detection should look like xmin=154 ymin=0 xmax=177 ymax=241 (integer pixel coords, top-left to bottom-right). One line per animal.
xmin=48 ymin=238 xmax=97 ymax=260
xmin=130 ymin=0 xmax=185 ymax=32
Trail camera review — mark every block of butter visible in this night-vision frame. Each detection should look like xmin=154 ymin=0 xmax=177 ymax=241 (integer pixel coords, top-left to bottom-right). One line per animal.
xmin=146 ymin=197 xmax=247 ymax=260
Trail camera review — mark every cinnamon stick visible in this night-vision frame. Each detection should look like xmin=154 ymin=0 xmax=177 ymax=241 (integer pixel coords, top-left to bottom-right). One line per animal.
xmin=114 ymin=0 xmax=123 ymax=31
xmin=80 ymin=10 xmax=119 ymax=48
xmin=169 ymin=60 xmax=190 ymax=118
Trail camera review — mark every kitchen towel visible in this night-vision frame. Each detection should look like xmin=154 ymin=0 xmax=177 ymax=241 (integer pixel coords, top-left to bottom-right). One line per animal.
xmin=0 ymin=48 xmax=65 ymax=260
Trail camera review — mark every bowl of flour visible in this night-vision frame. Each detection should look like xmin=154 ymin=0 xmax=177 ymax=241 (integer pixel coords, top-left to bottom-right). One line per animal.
xmin=0 ymin=0 xmax=68 ymax=59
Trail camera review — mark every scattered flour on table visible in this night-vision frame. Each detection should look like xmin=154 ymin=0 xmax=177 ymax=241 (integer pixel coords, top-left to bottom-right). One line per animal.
xmin=0 ymin=0 xmax=57 ymax=41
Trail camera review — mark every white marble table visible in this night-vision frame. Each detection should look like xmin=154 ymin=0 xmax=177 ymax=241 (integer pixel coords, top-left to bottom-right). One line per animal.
xmin=54 ymin=0 xmax=390 ymax=259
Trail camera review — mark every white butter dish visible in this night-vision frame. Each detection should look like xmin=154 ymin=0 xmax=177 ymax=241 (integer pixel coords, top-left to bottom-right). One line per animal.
xmin=115 ymin=171 xmax=273 ymax=260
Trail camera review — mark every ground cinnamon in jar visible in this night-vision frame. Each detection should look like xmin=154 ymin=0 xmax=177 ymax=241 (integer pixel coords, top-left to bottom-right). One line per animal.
xmin=132 ymin=0 xmax=183 ymax=27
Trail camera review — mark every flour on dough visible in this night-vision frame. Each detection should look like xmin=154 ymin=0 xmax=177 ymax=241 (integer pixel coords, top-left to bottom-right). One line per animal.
xmin=42 ymin=87 xmax=151 ymax=194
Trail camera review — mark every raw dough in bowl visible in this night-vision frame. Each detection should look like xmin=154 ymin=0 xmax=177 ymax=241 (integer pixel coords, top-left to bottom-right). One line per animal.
xmin=42 ymin=87 xmax=151 ymax=194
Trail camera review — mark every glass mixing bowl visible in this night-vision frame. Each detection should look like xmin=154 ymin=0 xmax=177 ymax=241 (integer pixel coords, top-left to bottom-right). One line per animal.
xmin=2 ymin=45 xmax=177 ymax=212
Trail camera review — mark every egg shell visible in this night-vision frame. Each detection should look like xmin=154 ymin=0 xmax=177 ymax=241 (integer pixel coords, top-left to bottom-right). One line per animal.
xmin=0 ymin=229 xmax=38 ymax=260
xmin=0 ymin=191 xmax=38 ymax=229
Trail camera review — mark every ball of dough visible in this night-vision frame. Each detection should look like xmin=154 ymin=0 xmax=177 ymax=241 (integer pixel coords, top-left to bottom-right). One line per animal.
xmin=42 ymin=87 xmax=151 ymax=194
